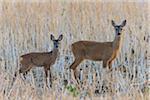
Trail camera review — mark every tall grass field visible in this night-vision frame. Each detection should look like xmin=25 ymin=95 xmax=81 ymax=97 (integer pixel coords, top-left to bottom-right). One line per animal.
xmin=0 ymin=0 xmax=149 ymax=100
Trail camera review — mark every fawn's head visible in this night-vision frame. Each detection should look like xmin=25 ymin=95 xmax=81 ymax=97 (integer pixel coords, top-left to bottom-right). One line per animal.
xmin=112 ymin=20 xmax=126 ymax=36
xmin=51 ymin=34 xmax=63 ymax=48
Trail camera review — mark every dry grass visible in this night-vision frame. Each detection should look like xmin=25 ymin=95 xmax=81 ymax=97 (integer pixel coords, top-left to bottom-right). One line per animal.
xmin=0 ymin=0 xmax=149 ymax=100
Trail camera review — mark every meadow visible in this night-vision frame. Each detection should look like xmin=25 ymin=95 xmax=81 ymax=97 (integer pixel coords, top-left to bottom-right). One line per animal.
xmin=0 ymin=0 xmax=149 ymax=100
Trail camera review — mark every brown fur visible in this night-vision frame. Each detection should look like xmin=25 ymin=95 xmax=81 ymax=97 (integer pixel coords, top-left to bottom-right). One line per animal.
xmin=70 ymin=20 xmax=126 ymax=83
xmin=19 ymin=49 xmax=58 ymax=74
xmin=70 ymin=36 xmax=122 ymax=70
xmin=15 ymin=34 xmax=63 ymax=87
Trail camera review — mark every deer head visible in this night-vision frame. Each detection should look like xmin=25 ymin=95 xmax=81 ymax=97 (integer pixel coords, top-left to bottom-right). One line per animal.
xmin=112 ymin=20 xmax=126 ymax=36
xmin=51 ymin=34 xmax=63 ymax=49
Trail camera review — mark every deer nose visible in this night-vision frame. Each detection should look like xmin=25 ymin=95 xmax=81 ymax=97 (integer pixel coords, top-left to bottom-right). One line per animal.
xmin=117 ymin=33 xmax=121 ymax=35
xmin=54 ymin=44 xmax=59 ymax=48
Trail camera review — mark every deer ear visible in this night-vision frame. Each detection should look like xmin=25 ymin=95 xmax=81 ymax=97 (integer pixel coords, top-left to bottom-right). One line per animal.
xmin=50 ymin=34 xmax=55 ymax=40
xmin=121 ymin=20 xmax=126 ymax=27
xmin=58 ymin=34 xmax=63 ymax=41
xmin=111 ymin=20 xmax=115 ymax=26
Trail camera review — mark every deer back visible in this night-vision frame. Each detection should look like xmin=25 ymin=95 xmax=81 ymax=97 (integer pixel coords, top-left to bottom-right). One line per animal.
xmin=71 ymin=41 xmax=114 ymax=61
xmin=20 ymin=49 xmax=58 ymax=67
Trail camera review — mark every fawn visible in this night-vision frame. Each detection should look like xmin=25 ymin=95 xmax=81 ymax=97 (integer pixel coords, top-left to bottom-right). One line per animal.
xmin=15 ymin=34 xmax=63 ymax=87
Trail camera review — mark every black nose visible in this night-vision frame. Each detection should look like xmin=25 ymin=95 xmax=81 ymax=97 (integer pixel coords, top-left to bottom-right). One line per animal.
xmin=54 ymin=44 xmax=59 ymax=48
xmin=117 ymin=33 xmax=121 ymax=35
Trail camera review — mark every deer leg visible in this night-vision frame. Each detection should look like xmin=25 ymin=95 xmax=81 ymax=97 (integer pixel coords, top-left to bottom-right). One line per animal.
xmin=70 ymin=58 xmax=83 ymax=84
xmin=103 ymin=60 xmax=108 ymax=68
xmin=44 ymin=66 xmax=52 ymax=88
xmin=19 ymin=65 xmax=32 ymax=79
xmin=44 ymin=67 xmax=48 ymax=87
xmin=108 ymin=61 xmax=113 ymax=70
xmin=107 ymin=58 xmax=114 ymax=72
xmin=49 ymin=67 xmax=52 ymax=87
xmin=103 ymin=60 xmax=113 ymax=72
xmin=101 ymin=67 xmax=114 ymax=96
xmin=70 ymin=58 xmax=82 ymax=70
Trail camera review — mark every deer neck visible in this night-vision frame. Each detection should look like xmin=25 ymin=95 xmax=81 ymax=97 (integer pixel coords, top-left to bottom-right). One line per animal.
xmin=112 ymin=35 xmax=123 ymax=51
xmin=52 ymin=48 xmax=59 ymax=56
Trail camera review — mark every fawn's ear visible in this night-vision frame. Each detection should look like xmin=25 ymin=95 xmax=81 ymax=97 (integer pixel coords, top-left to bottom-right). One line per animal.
xmin=50 ymin=34 xmax=55 ymax=40
xmin=111 ymin=20 xmax=116 ymax=26
xmin=121 ymin=20 xmax=126 ymax=27
xmin=58 ymin=34 xmax=63 ymax=41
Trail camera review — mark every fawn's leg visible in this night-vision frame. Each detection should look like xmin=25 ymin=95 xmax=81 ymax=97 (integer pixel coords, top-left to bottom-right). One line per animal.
xmin=44 ymin=66 xmax=52 ymax=88
xmin=19 ymin=65 xmax=32 ymax=79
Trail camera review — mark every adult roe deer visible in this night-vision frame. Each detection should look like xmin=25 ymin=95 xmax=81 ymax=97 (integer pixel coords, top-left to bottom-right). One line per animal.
xmin=15 ymin=34 xmax=63 ymax=87
xmin=70 ymin=20 xmax=126 ymax=82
